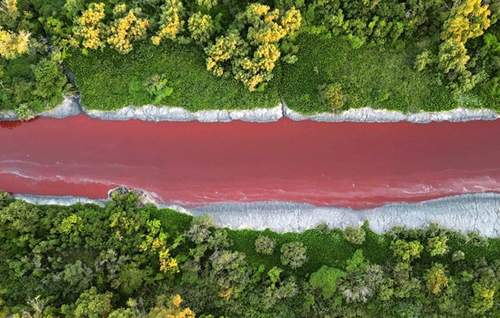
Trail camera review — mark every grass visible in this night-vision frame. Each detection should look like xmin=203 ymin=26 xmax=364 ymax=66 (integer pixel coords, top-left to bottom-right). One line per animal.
xmin=63 ymin=34 xmax=499 ymax=115
xmin=65 ymin=41 xmax=281 ymax=111
xmin=279 ymin=33 xmax=460 ymax=114
xmin=227 ymin=226 xmax=392 ymax=278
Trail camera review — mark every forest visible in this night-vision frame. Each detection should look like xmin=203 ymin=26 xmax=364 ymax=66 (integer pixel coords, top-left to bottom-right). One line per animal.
xmin=0 ymin=0 xmax=499 ymax=118
xmin=1 ymin=190 xmax=500 ymax=318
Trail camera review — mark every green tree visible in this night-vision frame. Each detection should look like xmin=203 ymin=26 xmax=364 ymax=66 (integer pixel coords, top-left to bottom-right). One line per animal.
xmin=390 ymin=239 xmax=423 ymax=262
xmin=470 ymin=282 xmax=495 ymax=314
xmin=309 ymin=265 xmax=346 ymax=299
xmin=32 ymin=56 xmax=67 ymax=99
xmin=342 ymin=225 xmax=365 ymax=244
xmin=64 ymin=287 xmax=113 ymax=318
xmin=280 ymin=241 xmax=307 ymax=269
xmin=209 ymin=249 xmax=251 ymax=299
xmin=424 ymin=263 xmax=449 ymax=295
xmin=255 ymin=235 xmax=276 ymax=255
xmin=427 ymin=235 xmax=448 ymax=256
xmin=205 ymin=3 xmax=301 ymax=91
xmin=188 ymin=12 xmax=215 ymax=44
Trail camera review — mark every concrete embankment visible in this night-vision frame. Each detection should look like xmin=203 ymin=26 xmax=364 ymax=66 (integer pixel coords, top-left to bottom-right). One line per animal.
xmin=13 ymin=191 xmax=500 ymax=237
xmin=1 ymin=95 xmax=499 ymax=123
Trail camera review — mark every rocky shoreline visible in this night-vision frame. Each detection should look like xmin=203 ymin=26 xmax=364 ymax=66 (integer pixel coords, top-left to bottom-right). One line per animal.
xmin=12 ymin=190 xmax=500 ymax=237
xmin=1 ymin=95 xmax=499 ymax=123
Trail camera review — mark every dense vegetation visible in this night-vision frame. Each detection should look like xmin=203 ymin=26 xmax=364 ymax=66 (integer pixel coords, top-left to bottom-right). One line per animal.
xmin=1 ymin=0 xmax=499 ymax=116
xmin=2 ymin=190 xmax=500 ymax=317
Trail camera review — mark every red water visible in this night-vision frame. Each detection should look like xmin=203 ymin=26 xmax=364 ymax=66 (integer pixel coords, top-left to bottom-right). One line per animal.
xmin=1 ymin=115 xmax=500 ymax=208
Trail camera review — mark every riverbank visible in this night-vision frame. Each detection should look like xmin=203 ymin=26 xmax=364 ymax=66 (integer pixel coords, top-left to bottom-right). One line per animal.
xmin=13 ymin=190 xmax=500 ymax=237
xmin=1 ymin=95 xmax=499 ymax=123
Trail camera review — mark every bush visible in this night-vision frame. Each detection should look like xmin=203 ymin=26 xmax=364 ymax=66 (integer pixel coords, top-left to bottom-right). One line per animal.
xmin=318 ymin=83 xmax=345 ymax=112
xmin=280 ymin=241 xmax=307 ymax=269
xmin=254 ymin=235 xmax=276 ymax=255
xmin=343 ymin=226 xmax=366 ymax=245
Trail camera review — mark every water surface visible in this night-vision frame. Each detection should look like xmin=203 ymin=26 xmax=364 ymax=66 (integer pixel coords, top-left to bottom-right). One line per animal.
xmin=1 ymin=115 xmax=499 ymax=208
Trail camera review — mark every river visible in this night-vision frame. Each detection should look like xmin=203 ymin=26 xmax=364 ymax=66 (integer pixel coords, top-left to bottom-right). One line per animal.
xmin=1 ymin=115 xmax=499 ymax=209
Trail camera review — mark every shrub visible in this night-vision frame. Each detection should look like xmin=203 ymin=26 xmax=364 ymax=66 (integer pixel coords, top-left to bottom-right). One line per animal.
xmin=254 ymin=235 xmax=276 ymax=255
xmin=452 ymin=250 xmax=465 ymax=262
xmin=343 ymin=226 xmax=366 ymax=245
xmin=427 ymin=235 xmax=448 ymax=256
xmin=280 ymin=241 xmax=307 ymax=269
xmin=15 ymin=103 xmax=34 ymax=120
xmin=318 ymin=83 xmax=345 ymax=112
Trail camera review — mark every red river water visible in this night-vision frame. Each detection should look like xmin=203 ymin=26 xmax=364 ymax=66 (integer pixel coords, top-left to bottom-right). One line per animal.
xmin=1 ymin=115 xmax=500 ymax=209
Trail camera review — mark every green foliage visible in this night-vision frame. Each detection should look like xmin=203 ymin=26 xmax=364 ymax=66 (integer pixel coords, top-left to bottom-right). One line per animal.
xmin=2 ymin=197 xmax=500 ymax=317
xmin=188 ymin=12 xmax=215 ymax=44
xmin=470 ymin=282 xmax=495 ymax=314
xmin=66 ymin=287 xmax=113 ymax=318
xmin=309 ymin=265 xmax=346 ymax=299
xmin=390 ymin=239 xmax=423 ymax=262
xmin=427 ymin=235 xmax=448 ymax=256
xmin=423 ymin=263 xmax=449 ymax=295
xmin=65 ymin=42 xmax=280 ymax=111
xmin=32 ymin=55 xmax=67 ymax=99
xmin=205 ymin=3 xmax=301 ymax=91
xmin=254 ymin=235 xmax=276 ymax=255
xmin=280 ymin=34 xmax=459 ymax=115
xmin=280 ymin=241 xmax=307 ymax=269
xmin=342 ymin=225 xmax=366 ymax=245
xmin=143 ymin=74 xmax=174 ymax=104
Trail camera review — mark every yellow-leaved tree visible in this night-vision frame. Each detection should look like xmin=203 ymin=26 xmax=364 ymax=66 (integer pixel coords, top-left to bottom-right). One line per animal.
xmin=205 ymin=4 xmax=301 ymax=91
xmin=107 ymin=4 xmax=149 ymax=54
xmin=73 ymin=2 xmax=107 ymax=50
xmin=146 ymin=295 xmax=195 ymax=318
xmin=0 ymin=26 xmax=29 ymax=59
xmin=151 ymin=0 xmax=186 ymax=45
xmin=188 ymin=12 xmax=215 ymax=44
xmin=0 ymin=0 xmax=28 ymax=60
xmin=424 ymin=264 xmax=449 ymax=295
xmin=0 ymin=0 xmax=19 ymax=25
xmin=437 ymin=0 xmax=491 ymax=93
xmin=441 ymin=0 xmax=491 ymax=44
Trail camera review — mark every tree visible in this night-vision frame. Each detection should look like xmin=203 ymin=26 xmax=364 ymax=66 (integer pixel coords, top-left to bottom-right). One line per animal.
xmin=309 ymin=265 xmax=346 ymax=299
xmin=32 ymin=56 xmax=67 ymax=99
xmin=188 ymin=12 xmax=214 ymax=44
xmin=147 ymin=295 xmax=195 ymax=318
xmin=318 ymin=83 xmax=345 ymax=112
xmin=0 ymin=0 xmax=19 ymax=26
xmin=342 ymin=225 xmax=365 ymax=244
xmin=441 ymin=0 xmax=491 ymax=44
xmin=107 ymin=5 xmax=148 ymax=54
xmin=73 ymin=2 xmax=106 ymax=50
xmin=280 ymin=241 xmax=307 ymax=269
xmin=470 ymin=282 xmax=495 ymax=314
xmin=209 ymin=249 xmax=251 ymax=299
xmin=390 ymin=239 xmax=423 ymax=262
xmin=438 ymin=0 xmax=491 ymax=92
xmin=151 ymin=0 xmax=186 ymax=45
xmin=424 ymin=263 xmax=449 ymax=295
xmin=66 ymin=287 xmax=113 ymax=318
xmin=427 ymin=235 xmax=448 ymax=256
xmin=0 ymin=27 xmax=29 ymax=59
xmin=414 ymin=50 xmax=435 ymax=72
xmin=0 ymin=200 xmax=39 ymax=234
xmin=205 ymin=3 xmax=301 ymax=91
xmin=255 ymin=235 xmax=276 ymax=255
